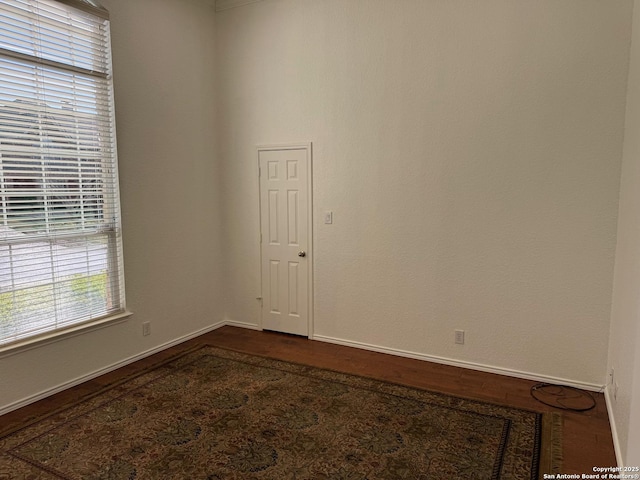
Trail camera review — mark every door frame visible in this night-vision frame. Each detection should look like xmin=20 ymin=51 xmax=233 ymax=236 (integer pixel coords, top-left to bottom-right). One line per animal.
xmin=257 ymin=142 xmax=314 ymax=338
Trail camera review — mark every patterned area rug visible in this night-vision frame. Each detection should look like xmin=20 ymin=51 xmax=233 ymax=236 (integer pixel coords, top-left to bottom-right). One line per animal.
xmin=0 ymin=346 xmax=560 ymax=479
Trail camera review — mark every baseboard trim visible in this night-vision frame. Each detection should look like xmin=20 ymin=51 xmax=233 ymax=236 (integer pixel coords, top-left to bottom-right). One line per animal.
xmin=313 ymin=334 xmax=605 ymax=392
xmin=604 ymin=385 xmax=624 ymax=467
xmin=1 ymin=322 xmax=607 ymax=417
xmin=224 ymin=319 xmax=261 ymax=331
xmin=0 ymin=321 xmax=227 ymax=417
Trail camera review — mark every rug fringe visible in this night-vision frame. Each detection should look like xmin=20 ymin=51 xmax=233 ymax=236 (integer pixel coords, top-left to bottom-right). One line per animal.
xmin=539 ymin=412 xmax=563 ymax=479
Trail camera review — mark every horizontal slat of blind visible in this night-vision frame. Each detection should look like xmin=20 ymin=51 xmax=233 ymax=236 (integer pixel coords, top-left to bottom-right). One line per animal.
xmin=55 ymin=0 xmax=109 ymax=21
xmin=0 ymin=61 xmax=111 ymax=109
xmin=0 ymin=0 xmax=109 ymax=74
xmin=0 ymin=0 xmax=124 ymax=348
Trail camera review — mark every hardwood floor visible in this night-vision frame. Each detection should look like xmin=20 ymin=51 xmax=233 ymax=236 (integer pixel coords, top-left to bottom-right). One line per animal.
xmin=0 ymin=326 xmax=616 ymax=475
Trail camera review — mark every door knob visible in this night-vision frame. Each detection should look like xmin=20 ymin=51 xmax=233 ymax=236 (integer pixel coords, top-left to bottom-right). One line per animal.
xmin=298 ymin=251 xmax=306 ymax=257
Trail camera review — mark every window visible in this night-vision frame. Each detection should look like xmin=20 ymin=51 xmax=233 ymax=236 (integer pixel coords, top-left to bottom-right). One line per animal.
xmin=0 ymin=0 xmax=125 ymax=347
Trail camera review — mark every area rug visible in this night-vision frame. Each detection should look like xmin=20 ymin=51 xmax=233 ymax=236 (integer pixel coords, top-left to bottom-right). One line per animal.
xmin=0 ymin=346 xmax=561 ymax=479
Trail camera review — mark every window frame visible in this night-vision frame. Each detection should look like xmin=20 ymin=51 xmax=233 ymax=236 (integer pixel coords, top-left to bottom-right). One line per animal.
xmin=0 ymin=0 xmax=129 ymax=353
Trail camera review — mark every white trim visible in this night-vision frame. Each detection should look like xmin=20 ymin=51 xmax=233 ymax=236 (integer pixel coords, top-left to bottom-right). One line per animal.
xmin=0 ymin=320 xmax=226 ymax=416
xmin=604 ymin=385 xmax=624 ymax=467
xmin=256 ymin=151 xmax=263 ymax=322
xmin=224 ymin=319 xmax=261 ymax=330
xmin=256 ymin=143 xmax=314 ymax=339
xmin=308 ymin=144 xmax=314 ymax=339
xmin=313 ymin=334 xmax=605 ymax=392
xmin=2 ymin=321 xmax=608 ymax=422
xmin=215 ymin=0 xmax=263 ymax=12
xmin=0 ymin=311 xmax=133 ymax=359
xmin=256 ymin=143 xmax=312 ymax=152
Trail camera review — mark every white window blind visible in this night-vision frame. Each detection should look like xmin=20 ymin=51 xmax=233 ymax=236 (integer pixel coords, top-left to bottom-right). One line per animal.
xmin=0 ymin=0 xmax=125 ymax=347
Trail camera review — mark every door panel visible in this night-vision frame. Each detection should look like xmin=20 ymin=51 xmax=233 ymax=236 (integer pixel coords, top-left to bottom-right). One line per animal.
xmin=259 ymin=147 xmax=310 ymax=336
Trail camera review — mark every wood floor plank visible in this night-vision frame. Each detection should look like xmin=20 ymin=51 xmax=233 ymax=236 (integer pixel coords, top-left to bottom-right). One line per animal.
xmin=0 ymin=326 xmax=616 ymax=475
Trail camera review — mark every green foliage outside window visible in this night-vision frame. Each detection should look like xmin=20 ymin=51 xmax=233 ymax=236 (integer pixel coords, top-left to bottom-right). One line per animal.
xmin=0 ymin=273 xmax=107 ymax=322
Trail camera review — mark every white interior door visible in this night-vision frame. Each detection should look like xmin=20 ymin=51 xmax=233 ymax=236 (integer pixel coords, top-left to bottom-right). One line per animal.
xmin=259 ymin=146 xmax=311 ymax=336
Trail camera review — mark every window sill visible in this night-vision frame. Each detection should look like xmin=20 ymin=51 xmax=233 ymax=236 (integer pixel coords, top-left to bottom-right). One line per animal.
xmin=0 ymin=310 xmax=133 ymax=359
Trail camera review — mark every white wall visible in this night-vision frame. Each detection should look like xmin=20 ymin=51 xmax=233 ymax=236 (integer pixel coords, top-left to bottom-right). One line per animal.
xmin=1 ymin=0 xmax=636 ymax=423
xmin=0 ymin=0 xmax=222 ymax=412
xmin=217 ymin=0 xmax=633 ymax=386
xmin=608 ymin=0 xmax=640 ymax=466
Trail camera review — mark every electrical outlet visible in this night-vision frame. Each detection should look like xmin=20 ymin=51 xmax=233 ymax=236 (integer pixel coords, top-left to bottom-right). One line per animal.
xmin=614 ymin=382 xmax=619 ymax=401
xmin=454 ymin=330 xmax=465 ymax=345
xmin=142 ymin=322 xmax=151 ymax=337
xmin=324 ymin=211 xmax=333 ymax=224
xmin=610 ymin=368 xmax=615 ymax=385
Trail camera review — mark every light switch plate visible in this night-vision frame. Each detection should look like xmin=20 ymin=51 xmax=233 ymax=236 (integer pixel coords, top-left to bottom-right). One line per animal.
xmin=324 ymin=211 xmax=333 ymax=224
